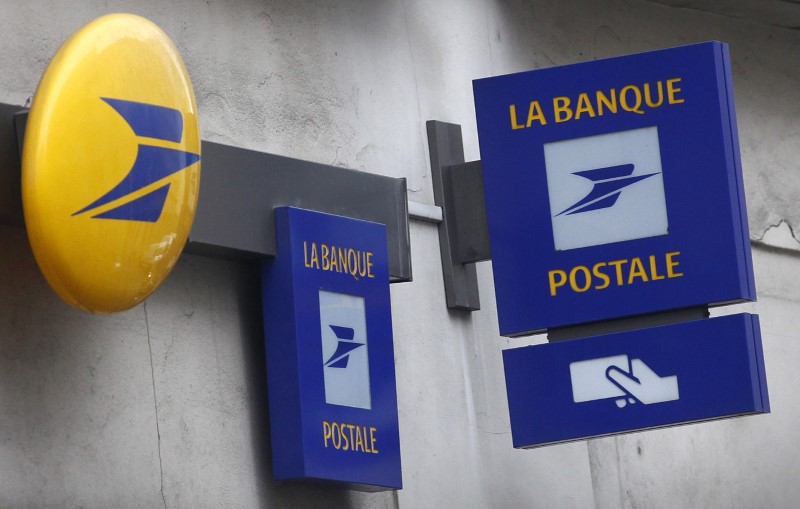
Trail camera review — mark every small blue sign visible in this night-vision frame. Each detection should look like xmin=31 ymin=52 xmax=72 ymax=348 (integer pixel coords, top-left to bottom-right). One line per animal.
xmin=503 ymin=314 xmax=769 ymax=448
xmin=261 ymin=207 xmax=402 ymax=491
xmin=473 ymin=42 xmax=755 ymax=335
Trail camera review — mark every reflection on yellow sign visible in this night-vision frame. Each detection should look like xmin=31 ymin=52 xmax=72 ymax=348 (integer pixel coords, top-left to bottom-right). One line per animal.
xmin=22 ymin=13 xmax=201 ymax=313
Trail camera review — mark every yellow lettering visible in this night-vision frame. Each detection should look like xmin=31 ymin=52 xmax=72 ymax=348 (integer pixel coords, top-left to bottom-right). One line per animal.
xmin=627 ymin=257 xmax=649 ymax=284
xmin=644 ymin=81 xmax=664 ymax=108
xmin=546 ymin=251 xmax=683 ymax=296
xmin=303 ymin=243 xmax=378 ymax=280
xmin=596 ymin=89 xmax=617 ymax=116
xmin=592 ymin=262 xmax=610 ymax=290
xmin=322 ymin=422 xmax=380 ymax=454
xmin=510 ymin=77 xmax=683 ymax=127
xmin=620 ymin=85 xmax=644 ymax=114
xmin=666 ymin=251 xmax=683 ymax=277
xmin=358 ymin=251 xmax=368 ymax=278
xmin=548 ymin=269 xmax=567 ymax=296
xmin=323 ymin=421 xmax=332 ymax=448
xmin=509 ymin=104 xmax=525 ymax=129
xmin=367 ymin=251 xmax=375 ymax=278
xmin=321 ymin=244 xmax=330 ymax=270
xmin=355 ymin=425 xmax=364 ymax=452
xmin=330 ymin=246 xmax=339 ymax=272
xmin=341 ymin=422 xmax=349 ymax=451
xmin=649 ymin=255 xmax=665 ymax=281
xmin=574 ymin=92 xmax=596 ymax=120
xmin=338 ymin=247 xmax=348 ymax=274
xmin=311 ymin=243 xmax=319 ymax=269
xmin=346 ymin=248 xmax=358 ymax=279
xmin=569 ymin=266 xmax=592 ymax=292
xmin=370 ymin=427 xmax=378 ymax=454
xmin=346 ymin=424 xmax=355 ymax=451
xmin=553 ymin=96 xmax=573 ymax=123
xmin=667 ymin=78 xmax=684 ymax=104
xmin=608 ymin=259 xmax=627 ymax=286
xmin=526 ymin=100 xmax=547 ymax=126
xmin=332 ymin=422 xmax=341 ymax=449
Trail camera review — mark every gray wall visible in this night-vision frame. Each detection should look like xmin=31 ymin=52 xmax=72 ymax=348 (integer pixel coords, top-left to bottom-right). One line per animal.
xmin=1 ymin=0 xmax=800 ymax=507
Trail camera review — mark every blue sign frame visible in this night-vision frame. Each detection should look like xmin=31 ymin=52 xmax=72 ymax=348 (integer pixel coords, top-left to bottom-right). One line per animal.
xmin=261 ymin=207 xmax=402 ymax=491
xmin=503 ymin=313 xmax=769 ymax=448
xmin=473 ymin=42 xmax=755 ymax=335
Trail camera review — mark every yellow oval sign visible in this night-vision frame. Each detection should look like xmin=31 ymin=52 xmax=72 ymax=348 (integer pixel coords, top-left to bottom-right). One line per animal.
xmin=22 ymin=14 xmax=201 ymax=313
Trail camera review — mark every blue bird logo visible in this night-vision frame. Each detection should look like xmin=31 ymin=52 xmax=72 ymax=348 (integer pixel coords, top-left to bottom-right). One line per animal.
xmin=72 ymin=98 xmax=200 ymax=222
xmin=323 ymin=325 xmax=365 ymax=369
xmin=557 ymin=164 xmax=658 ymax=216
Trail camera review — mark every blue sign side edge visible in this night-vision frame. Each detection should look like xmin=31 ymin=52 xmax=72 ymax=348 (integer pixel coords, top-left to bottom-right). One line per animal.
xmin=750 ymin=314 xmax=771 ymax=412
xmin=718 ymin=42 xmax=757 ymax=301
xmin=261 ymin=207 xmax=309 ymax=479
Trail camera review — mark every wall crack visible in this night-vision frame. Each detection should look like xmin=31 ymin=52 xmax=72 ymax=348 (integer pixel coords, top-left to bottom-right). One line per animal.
xmin=752 ymin=219 xmax=800 ymax=252
xmin=144 ymin=302 xmax=168 ymax=509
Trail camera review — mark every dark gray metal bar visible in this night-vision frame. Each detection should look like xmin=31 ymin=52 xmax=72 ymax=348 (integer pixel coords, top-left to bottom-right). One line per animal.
xmin=426 ymin=120 xmax=481 ymax=310
xmin=547 ymin=306 xmax=710 ymax=342
xmin=446 ymin=160 xmax=491 ymax=264
xmin=2 ymin=106 xmax=412 ymax=282
xmin=0 ymin=104 xmax=24 ymax=226
xmin=189 ymin=141 xmax=411 ymax=282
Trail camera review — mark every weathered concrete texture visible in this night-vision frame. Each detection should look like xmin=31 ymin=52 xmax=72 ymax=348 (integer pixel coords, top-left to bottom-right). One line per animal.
xmin=0 ymin=225 xmax=164 ymax=508
xmin=392 ymin=223 xmax=595 ymax=508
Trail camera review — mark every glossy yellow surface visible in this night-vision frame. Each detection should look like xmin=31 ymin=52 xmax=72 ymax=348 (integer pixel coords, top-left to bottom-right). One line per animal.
xmin=22 ymin=14 xmax=201 ymax=313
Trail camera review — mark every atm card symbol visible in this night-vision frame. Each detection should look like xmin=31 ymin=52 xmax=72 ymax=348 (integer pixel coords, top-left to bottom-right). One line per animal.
xmin=570 ymin=354 xmax=679 ymax=408
xmin=323 ymin=326 xmax=365 ymax=368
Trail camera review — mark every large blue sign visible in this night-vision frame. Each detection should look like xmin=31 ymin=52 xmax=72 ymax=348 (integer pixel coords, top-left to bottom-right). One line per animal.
xmin=503 ymin=313 xmax=769 ymax=448
xmin=473 ymin=42 xmax=755 ymax=336
xmin=261 ymin=207 xmax=401 ymax=491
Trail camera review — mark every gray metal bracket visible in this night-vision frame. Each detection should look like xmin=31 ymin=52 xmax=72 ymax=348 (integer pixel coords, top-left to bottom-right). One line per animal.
xmin=2 ymin=105 xmax=412 ymax=282
xmin=0 ymin=105 xmax=24 ymax=226
xmin=190 ymin=142 xmax=411 ymax=282
xmin=426 ymin=120 xmax=491 ymax=310
xmin=547 ymin=306 xmax=710 ymax=342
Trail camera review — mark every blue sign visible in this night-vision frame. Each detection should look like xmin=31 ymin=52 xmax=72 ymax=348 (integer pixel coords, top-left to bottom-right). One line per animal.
xmin=261 ymin=207 xmax=401 ymax=491
xmin=473 ymin=42 xmax=755 ymax=335
xmin=503 ymin=313 xmax=769 ymax=448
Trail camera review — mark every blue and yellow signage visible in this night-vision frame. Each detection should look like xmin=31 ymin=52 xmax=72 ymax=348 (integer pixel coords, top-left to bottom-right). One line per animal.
xmin=473 ymin=42 xmax=754 ymax=335
xmin=261 ymin=207 xmax=402 ymax=491
xmin=22 ymin=14 xmax=200 ymax=312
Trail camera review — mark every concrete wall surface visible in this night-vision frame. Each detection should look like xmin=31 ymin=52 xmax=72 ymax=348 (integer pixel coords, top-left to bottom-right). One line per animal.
xmin=1 ymin=0 xmax=799 ymax=508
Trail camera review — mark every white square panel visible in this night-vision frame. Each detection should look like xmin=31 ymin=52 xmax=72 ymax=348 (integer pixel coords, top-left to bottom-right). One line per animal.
xmin=544 ymin=126 xmax=669 ymax=251
xmin=319 ymin=290 xmax=371 ymax=409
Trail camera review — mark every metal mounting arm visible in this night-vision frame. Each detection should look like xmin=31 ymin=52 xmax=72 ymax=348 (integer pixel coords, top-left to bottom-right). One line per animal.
xmin=1 ymin=104 xmax=412 ymax=282
xmin=426 ymin=120 xmax=491 ymax=310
